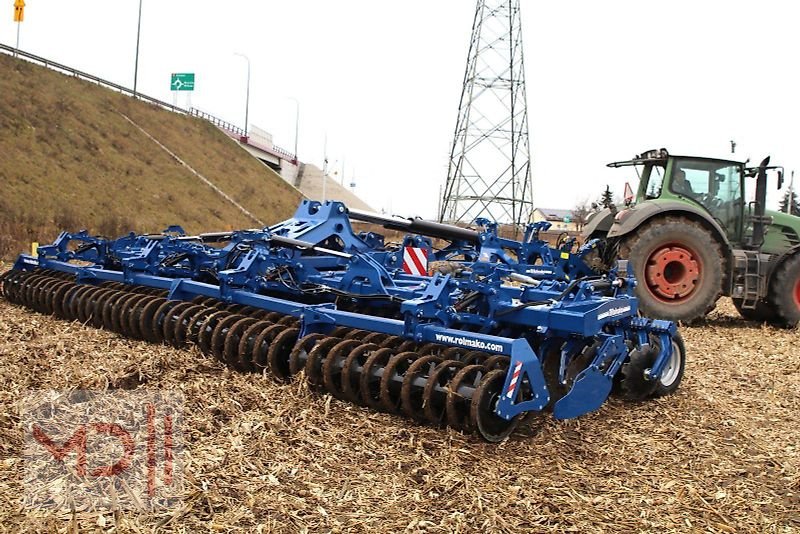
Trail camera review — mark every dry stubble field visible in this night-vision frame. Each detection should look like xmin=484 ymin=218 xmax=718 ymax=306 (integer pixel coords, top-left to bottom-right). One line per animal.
xmin=0 ymin=294 xmax=798 ymax=533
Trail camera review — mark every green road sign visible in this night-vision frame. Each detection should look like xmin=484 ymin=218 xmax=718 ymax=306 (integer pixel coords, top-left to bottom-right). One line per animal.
xmin=170 ymin=73 xmax=195 ymax=91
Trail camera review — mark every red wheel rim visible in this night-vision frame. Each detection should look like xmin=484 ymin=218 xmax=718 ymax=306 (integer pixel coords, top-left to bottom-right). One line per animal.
xmin=644 ymin=244 xmax=701 ymax=303
xmin=794 ymin=278 xmax=800 ymax=309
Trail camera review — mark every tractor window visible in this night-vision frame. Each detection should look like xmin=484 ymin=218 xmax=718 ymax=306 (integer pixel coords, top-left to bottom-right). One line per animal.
xmin=670 ymin=158 xmax=743 ymax=239
xmin=642 ymin=163 xmax=666 ymax=199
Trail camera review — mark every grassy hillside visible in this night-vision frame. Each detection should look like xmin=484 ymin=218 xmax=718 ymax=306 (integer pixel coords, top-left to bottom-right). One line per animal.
xmin=0 ymin=53 xmax=303 ymax=257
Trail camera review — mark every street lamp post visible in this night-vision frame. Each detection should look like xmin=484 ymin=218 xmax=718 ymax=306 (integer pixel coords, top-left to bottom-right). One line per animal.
xmin=287 ymin=97 xmax=300 ymax=162
xmin=234 ymin=53 xmax=251 ymax=138
xmin=133 ymin=0 xmax=143 ymax=96
xmin=322 ymin=132 xmax=328 ymax=202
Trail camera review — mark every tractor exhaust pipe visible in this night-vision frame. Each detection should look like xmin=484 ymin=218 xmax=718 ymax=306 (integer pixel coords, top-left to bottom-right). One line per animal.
xmin=751 ymin=156 xmax=770 ymax=248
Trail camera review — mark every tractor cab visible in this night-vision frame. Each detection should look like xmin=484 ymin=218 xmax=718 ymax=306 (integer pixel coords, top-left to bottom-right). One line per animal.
xmin=604 ymin=148 xmax=749 ymax=246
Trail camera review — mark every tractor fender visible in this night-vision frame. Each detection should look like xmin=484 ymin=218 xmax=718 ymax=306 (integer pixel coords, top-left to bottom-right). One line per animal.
xmin=581 ymin=209 xmax=615 ymax=239
xmin=606 ymin=201 xmax=732 ymax=250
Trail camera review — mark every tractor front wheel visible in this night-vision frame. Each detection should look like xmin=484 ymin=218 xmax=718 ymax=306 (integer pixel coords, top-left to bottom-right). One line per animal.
xmin=768 ymin=253 xmax=800 ymax=327
xmin=620 ymin=217 xmax=724 ymax=323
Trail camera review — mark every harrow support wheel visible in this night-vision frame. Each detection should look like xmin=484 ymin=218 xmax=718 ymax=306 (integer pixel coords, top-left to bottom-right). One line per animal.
xmin=13 ymin=272 xmax=33 ymax=306
xmin=442 ymin=346 xmax=467 ymax=361
xmin=19 ymin=274 xmax=42 ymax=311
xmin=416 ymin=342 xmax=441 ymax=356
xmin=24 ymin=275 xmax=49 ymax=311
xmin=119 ymin=294 xmax=149 ymax=337
xmin=344 ymin=329 xmax=369 ymax=340
xmin=361 ymin=332 xmax=389 ymax=344
xmin=470 ymin=369 xmax=520 ymax=442
xmin=619 ymin=345 xmax=659 ymax=401
xmin=2 ymin=271 xmax=21 ymax=303
xmin=652 ymin=332 xmax=686 ymax=398
xmin=0 ymin=270 xmax=12 ymax=297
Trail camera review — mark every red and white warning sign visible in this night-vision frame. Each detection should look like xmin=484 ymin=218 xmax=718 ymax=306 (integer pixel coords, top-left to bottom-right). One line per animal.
xmin=623 ymin=182 xmax=635 ymax=204
xmin=402 ymin=246 xmax=429 ymax=276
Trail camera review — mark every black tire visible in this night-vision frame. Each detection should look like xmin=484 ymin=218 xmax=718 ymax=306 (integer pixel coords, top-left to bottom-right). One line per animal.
xmin=619 ymin=332 xmax=686 ymax=400
xmin=768 ymin=253 xmax=800 ymax=327
xmin=618 ymin=346 xmax=658 ymax=401
xmin=732 ymin=299 xmax=777 ymax=323
xmin=652 ymin=331 xmax=686 ymax=398
xmin=620 ymin=216 xmax=724 ymax=322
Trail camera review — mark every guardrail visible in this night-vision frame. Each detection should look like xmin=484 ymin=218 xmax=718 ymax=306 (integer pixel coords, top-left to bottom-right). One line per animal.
xmin=0 ymin=42 xmax=189 ymax=115
xmin=189 ymin=107 xmax=297 ymax=163
xmin=1 ymin=42 xmax=298 ymax=164
xmin=189 ymin=108 xmax=246 ymax=137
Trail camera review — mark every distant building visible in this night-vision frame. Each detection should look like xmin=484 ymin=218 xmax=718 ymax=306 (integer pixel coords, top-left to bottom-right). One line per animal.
xmin=531 ymin=207 xmax=579 ymax=232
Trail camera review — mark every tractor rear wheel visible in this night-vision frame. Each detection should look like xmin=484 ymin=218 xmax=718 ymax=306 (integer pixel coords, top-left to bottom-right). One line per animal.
xmin=768 ymin=253 xmax=800 ymax=327
xmin=620 ymin=217 xmax=724 ymax=323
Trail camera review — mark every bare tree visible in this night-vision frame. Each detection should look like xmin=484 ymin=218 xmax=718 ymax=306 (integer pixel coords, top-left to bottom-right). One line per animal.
xmin=571 ymin=198 xmax=591 ymax=231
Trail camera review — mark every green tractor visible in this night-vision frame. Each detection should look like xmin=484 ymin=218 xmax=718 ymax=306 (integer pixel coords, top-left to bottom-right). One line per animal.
xmin=583 ymin=148 xmax=800 ymax=326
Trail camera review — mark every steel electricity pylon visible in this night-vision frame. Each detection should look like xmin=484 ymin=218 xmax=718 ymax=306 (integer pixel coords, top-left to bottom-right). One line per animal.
xmin=439 ymin=0 xmax=532 ymax=229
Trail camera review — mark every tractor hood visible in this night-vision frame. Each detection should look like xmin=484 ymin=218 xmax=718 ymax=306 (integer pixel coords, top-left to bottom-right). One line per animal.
xmin=762 ymin=208 xmax=800 ymax=254
xmin=765 ymin=208 xmax=800 ymax=229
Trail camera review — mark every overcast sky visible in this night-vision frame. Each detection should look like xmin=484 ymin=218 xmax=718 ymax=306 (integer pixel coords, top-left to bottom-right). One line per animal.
xmin=3 ymin=1 xmax=799 ymax=217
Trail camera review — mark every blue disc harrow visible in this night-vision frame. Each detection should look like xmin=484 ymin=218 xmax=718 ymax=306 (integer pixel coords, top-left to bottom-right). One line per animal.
xmin=0 ymin=200 xmax=685 ymax=441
